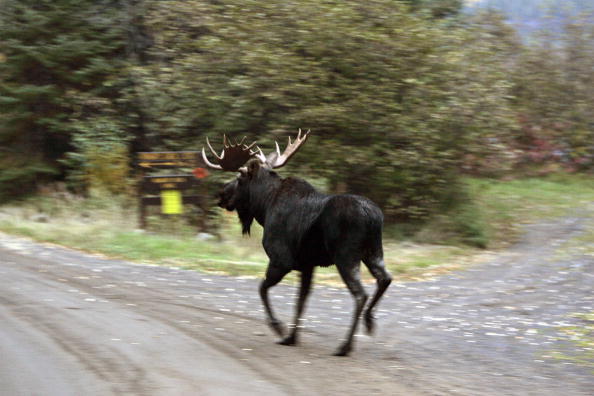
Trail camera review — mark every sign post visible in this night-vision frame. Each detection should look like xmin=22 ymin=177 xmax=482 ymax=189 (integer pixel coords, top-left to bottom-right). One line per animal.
xmin=136 ymin=151 xmax=208 ymax=229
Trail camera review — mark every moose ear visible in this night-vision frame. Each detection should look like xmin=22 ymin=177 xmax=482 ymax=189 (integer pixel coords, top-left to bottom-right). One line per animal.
xmin=247 ymin=160 xmax=261 ymax=179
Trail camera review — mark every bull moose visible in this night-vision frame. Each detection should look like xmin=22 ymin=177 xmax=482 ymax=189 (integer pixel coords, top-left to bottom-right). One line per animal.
xmin=202 ymin=130 xmax=392 ymax=356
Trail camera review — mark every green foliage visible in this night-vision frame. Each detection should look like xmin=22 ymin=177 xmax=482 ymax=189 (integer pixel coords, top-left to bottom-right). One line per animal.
xmin=0 ymin=0 xmax=126 ymax=196
xmin=0 ymin=158 xmax=58 ymax=202
xmin=417 ymin=185 xmax=488 ymax=247
xmin=62 ymin=86 xmax=133 ymax=196
xmin=139 ymin=0 xmax=517 ymax=221
xmin=63 ymin=115 xmax=132 ymax=196
xmin=1 ymin=0 xmax=593 ymax=244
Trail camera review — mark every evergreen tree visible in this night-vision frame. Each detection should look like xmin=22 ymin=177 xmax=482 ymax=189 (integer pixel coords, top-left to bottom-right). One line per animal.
xmin=0 ymin=0 xmax=126 ymax=199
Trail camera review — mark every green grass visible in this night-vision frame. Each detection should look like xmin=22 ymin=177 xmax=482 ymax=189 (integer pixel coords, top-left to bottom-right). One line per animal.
xmin=468 ymin=174 xmax=594 ymax=247
xmin=1 ymin=174 xmax=593 ymax=282
xmin=0 ymin=194 xmax=476 ymax=283
xmin=0 ymin=196 xmax=271 ymax=277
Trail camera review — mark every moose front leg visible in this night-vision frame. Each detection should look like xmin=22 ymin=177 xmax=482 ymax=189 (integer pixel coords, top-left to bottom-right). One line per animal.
xmin=259 ymin=264 xmax=290 ymax=337
xmin=279 ymin=266 xmax=314 ymax=346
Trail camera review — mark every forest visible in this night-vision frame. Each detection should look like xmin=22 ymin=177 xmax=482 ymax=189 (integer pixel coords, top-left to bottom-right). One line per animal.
xmin=1 ymin=0 xmax=593 ymax=245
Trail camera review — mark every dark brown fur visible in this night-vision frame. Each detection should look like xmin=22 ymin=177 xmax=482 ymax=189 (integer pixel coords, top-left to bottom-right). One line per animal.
xmin=218 ymin=160 xmax=392 ymax=356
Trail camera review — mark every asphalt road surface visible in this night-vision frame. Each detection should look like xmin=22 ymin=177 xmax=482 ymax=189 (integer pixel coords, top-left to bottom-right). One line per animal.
xmin=1 ymin=215 xmax=593 ymax=395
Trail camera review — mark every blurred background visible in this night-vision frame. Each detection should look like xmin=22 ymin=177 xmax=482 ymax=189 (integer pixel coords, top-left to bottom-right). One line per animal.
xmin=0 ymin=0 xmax=592 ymax=250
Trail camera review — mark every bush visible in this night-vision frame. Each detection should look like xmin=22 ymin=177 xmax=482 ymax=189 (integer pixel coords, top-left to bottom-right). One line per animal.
xmin=63 ymin=116 xmax=132 ymax=197
xmin=0 ymin=160 xmax=58 ymax=202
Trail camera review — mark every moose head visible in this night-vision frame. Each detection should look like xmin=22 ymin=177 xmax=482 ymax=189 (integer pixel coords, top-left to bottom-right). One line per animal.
xmin=202 ymin=130 xmax=310 ymax=232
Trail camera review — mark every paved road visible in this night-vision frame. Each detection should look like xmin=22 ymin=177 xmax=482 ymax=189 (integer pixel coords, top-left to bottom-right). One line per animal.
xmin=0 ymin=215 xmax=592 ymax=395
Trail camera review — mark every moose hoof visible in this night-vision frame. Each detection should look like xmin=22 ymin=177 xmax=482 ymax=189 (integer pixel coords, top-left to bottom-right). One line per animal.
xmin=268 ymin=320 xmax=286 ymax=337
xmin=333 ymin=343 xmax=352 ymax=357
xmin=277 ymin=334 xmax=297 ymax=346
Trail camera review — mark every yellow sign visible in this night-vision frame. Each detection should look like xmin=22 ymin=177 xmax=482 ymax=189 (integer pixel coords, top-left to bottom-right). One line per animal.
xmin=161 ymin=190 xmax=183 ymax=214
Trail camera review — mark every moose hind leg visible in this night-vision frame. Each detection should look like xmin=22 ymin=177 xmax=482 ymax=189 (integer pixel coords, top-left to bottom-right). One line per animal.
xmin=279 ymin=266 xmax=314 ymax=346
xmin=362 ymin=256 xmax=392 ymax=334
xmin=334 ymin=261 xmax=368 ymax=356
xmin=259 ymin=265 xmax=290 ymax=337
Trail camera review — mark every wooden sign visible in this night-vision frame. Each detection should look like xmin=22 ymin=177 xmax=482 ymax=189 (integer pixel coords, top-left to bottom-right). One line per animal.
xmin=141 ymin=175 xmax=198 ymax=194
xmin=137 ymin=151 xmax=202 ymax=169
xmin=137 ymin=150 xmax=209 ymax=229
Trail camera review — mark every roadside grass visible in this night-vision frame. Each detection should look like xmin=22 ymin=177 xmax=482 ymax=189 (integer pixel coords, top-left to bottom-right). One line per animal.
xmin=0 ymin=196 xmax=271 ymax=277
xmin=468 ymin=174 xmax=594 ymax=248
xmin=0 ymin=200 xmax=477 ymax=284
xmin=0 ymin=174 xmax=592 ymax=283
xmin=0 ymin=193 xmax=481 ymax=283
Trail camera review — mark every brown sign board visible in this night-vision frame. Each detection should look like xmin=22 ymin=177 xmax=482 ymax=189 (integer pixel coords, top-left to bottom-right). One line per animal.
xmin=137 ymin=150 xmax=208 ymax=229
xmin=141 ymin=175 xmax=198 ymax=194
xmin=137 ymin=151 xmax=202 ymax=169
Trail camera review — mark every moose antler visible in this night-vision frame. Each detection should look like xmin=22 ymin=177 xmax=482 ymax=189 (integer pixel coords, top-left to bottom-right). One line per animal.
xmin=265 ymin=129 xmax=310 ymax=169
xmin=202 ymin=129 xmax=310 ymax=171
xmin=201 ymin=135 xmax=258 ymax=171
